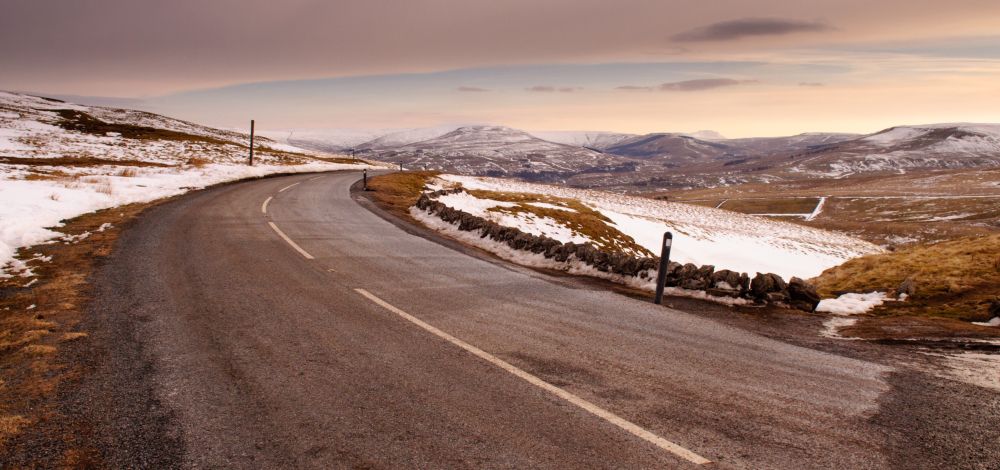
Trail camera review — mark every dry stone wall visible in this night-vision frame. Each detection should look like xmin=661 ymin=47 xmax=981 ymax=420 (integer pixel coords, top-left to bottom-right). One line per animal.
xmin=415 ymin=190 xmax=821 ymax=311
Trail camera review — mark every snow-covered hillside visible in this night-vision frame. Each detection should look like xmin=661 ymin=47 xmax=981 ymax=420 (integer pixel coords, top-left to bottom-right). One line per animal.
xmin=528 ymin=131 xmax=636 ymax=149
xmin=372 ymin=126 xmax=635 ymax=178
xmin=257 ymin=128 xmax=389 ymax=153
xmin=0 ymin=92 xmax=374 ymax=273
xmin=428 ymin=174 xmax=882 ymax=279
xmin=357 ymin=125 xmax=461 ymax=150
xmin=788 ymin=123 xmax=1000 ymax=176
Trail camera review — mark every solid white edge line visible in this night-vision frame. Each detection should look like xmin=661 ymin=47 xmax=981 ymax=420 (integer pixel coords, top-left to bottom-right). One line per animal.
xmin=268 ymin=221 xmax=314 ymax=259
xmin=353 ymin=288 xmax=712 ymax=465
xmin=278 ymin=182 xmax=301 ymax=193
xmin=261 ymin=196 xmax=273 ymax=215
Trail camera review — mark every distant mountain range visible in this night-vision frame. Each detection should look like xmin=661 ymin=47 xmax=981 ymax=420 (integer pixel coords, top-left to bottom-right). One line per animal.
xmin=265 ymin=122 xmax=1000 ymax=189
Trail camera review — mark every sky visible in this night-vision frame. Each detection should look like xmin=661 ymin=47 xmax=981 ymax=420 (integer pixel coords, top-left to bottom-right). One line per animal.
xmin=3 ymin=0 xmax=1000 ymax=137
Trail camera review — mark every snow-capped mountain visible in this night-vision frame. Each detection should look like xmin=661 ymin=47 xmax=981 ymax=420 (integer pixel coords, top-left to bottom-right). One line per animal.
xmin=784 ymin=124 xmax=1000 ymax=176
xmin=601 ymin=133 xmax=738 ymax=164
xmin=258 ymin=128 xmax=389 ymax=153
xmin=528 ymin=131 xmax=636 ymax=150
xmin=356 ymin=125 xmax=462 ymax=150
xmin=723 ymin=133 xmax=859 ymax=156
xmin=368 ymin=125 xmax=638 ymax=180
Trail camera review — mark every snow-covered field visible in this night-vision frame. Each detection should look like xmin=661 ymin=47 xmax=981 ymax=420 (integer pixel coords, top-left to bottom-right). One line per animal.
xmin=0 ymin=92 xmax=374 ymax=274
xmin=433 ymin=174 xmax=882 ymax=280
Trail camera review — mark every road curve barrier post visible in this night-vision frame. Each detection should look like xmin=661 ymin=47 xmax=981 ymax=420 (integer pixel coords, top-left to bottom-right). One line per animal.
xmin=653 ymin=231 xmax=673 ymax=305
xmin=363 ymin=168 xmax=368 ymax=191
xmin=248 ymin=119 xmax=255 ymax=166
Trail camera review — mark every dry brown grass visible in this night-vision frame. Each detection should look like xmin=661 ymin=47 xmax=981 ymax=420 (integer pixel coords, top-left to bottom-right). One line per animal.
xmin=0 ymin=201 xmax=156 ymax=455
xmin=186 ymin=156 xmax=210 ymax=168
xmin=718 ymin=198 xmax=819 ymax=214
xmin=54 ymin=109 xmax=230 ymax=145
xmin=812 ymin=234 xmax=1000 ymax=322
xmin=0 ymin=156 xmax=172 ymax=168
xmin=309 ymin=155 xmax=373 ymax=165
xmin=0 ymin=416 xmax=30 ymax=447
xmin=22 ymin=170 xmax=72 ymax=181
xmin=115 ymin=168 xmax=138 ymax=177
xmin=469 ymin=189 xmax=653 ymax=256
xmin=367 ymin=171 xmax=440 ymax=215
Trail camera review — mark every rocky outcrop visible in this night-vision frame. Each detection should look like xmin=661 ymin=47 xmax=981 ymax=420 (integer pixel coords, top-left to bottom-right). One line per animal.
xmin=415 ymin=190 xmax=818 ymax=311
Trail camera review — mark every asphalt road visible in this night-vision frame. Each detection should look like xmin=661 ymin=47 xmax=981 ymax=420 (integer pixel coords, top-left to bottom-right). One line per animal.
xmin=64 ymin=171 xmax=998 ymax=469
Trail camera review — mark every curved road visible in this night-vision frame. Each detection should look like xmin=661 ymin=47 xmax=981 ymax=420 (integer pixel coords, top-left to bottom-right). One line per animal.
xmin=68 ymin=171 xmax=989 ymax=468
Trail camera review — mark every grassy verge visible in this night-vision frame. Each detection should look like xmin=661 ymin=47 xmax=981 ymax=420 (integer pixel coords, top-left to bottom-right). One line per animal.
xmin=0 ymin=201 xmax=156 ymax=455
xmin=812 ymin=234 xmax=1000 ymax=338
xmin=367 ymin=171 xmax=440 ymax=216
xmin=367 ymin=173 xmax=651 ymax=257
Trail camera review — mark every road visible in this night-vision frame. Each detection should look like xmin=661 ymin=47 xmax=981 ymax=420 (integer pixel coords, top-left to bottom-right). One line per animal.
xmin=65 ymin=171 xmax=997 ymax=468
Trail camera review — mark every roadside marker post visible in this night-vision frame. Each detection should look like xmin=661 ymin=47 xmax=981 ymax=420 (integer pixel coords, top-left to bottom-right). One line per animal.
xmin=248 ymin=119 xmax=255 ymax=166
xmin=363 ymin=169 xmax=368 ymax=191
xmin=653 ymin=232 xmax=673 ymax=305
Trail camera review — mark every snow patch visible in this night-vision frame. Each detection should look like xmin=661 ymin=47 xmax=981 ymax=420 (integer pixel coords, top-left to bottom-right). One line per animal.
xmin=972 ymin=317 xmax=1000 ymax=327
xmin=815 ymin=292 xmax=889 ymax=315
xmin=442 ymin=174 xmax=880 ymax=279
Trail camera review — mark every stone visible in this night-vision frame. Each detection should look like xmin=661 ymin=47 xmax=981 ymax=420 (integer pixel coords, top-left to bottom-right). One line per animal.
xmin=750 ymin=272 xmax=788 ymax=301
xmin=989 ymin=299 xmax=1000 ymax=318
xmin=706 ymin=287 xmax=740 ymax=298
xmin=787 ymin=277 xmax=822 ymax=312
xmin=710 ymin=269 xmax=742 ymax=290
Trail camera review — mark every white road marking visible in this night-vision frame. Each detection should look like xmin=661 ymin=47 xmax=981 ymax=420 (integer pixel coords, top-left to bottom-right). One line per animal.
xmin=268 ymin=222 xmax=314 ymax=259
xmin=308 ymin=175 xmax=325 ymax=181
xmin=278 ymin=182 xmax=301 ymax=193
xmin=261 ymin=196 xmax=273 ymax=215
xmin=353 ymin=288 xmax=712 ymax=465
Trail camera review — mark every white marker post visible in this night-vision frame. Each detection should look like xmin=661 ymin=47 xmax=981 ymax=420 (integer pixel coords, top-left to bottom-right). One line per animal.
xmin=654 ymin=232 xmax=673 ymax=305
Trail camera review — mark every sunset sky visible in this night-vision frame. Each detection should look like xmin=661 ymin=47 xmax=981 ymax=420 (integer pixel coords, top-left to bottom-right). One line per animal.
xmin=3 ymin=0 xmax=1000 ymax=137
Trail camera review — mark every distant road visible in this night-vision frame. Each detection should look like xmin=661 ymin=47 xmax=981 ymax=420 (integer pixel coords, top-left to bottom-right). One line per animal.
xmin=75 ymin=171 xmax=997 ymax=468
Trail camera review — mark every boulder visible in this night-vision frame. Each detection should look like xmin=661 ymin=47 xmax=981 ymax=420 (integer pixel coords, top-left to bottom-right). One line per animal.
xmin=750 ymin=272 xmax=787 ymax=301
xmin=710 ymin=269 xmax=743 ymax=291
xmin=989 ymin=299 xmax=1000 ymax=319
xmin=696 ymin=265 xmax=715 ymax=282
xmin=787 ymin=277 xmax=822 ymax=312
xmin=682 ymin=277 xmax=707 ymax=291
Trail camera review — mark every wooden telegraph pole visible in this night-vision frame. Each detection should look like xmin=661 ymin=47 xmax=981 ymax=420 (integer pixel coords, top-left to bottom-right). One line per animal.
xmin=248 ymin=119 xmax=255 ymax=166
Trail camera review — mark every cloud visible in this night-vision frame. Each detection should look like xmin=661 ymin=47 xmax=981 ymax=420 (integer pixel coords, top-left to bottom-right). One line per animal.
xmin=798 ymin=82 xmax=825 ymax=87
xmin=672 ymin=18 xmax=831 ymax=42
xmin=616 ymin=85 xmax=654 ymax=92
xmin=525 ymin=85 xmax=580 ymax=93
xmin=660 ymin=78 xmax=751 ymax=91
xmin=456 ymin=86 xmax=490 ymax=92
xmin=617 ymin=78 xmax=753 ymax=92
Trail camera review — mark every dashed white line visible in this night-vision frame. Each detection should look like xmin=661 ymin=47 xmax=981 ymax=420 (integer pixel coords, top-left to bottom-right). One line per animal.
xmin=261 ymin=196 xmax=273 ymax=215
xmin=268 ymin=222 xmax=314 ymax=259
xmin=278 ymin=182 xmax=301 ymax=193
xmin=308 ymin=175 xmax=325 ymax=181
xmin=353 ymin=288 xmax=712 ymax=466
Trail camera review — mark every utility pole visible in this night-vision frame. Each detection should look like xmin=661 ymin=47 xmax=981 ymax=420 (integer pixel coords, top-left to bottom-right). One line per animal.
xmin=248 ymin=119 xmax=255 ymax=166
